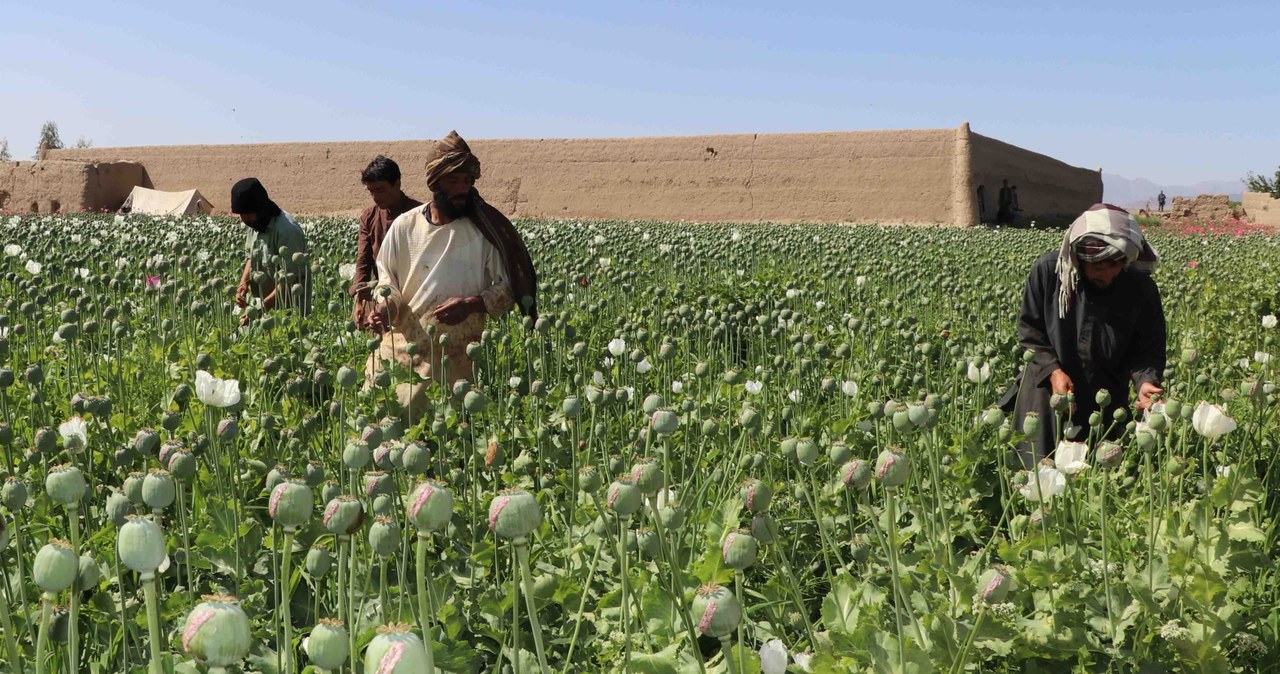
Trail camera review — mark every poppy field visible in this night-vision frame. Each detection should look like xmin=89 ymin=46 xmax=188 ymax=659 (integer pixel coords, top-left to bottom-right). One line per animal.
xmin=1 ymin=212 xmax=1279 ymax=673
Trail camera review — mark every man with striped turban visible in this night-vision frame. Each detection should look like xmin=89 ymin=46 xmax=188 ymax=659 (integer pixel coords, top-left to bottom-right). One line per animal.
xmin=1000 ymin=203 xmax=1165 ymax=466
xmin=365 ymin=131 xmax=537 ymax=419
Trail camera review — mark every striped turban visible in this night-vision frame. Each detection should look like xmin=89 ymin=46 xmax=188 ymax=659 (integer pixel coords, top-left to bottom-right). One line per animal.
xmin=1055 ymin=203 xmax=1158 ymax=318
xmin=424 ymin=130 xmax=481 ymax=191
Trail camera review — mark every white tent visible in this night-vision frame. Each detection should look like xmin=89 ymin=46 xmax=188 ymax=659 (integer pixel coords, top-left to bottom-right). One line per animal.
xmin=118 ymin=186 xmax=214 ymax=216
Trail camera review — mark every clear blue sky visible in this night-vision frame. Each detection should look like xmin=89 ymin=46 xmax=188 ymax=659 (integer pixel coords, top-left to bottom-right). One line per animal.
xmin=2 ymin=0 xmax=1276 ymax=185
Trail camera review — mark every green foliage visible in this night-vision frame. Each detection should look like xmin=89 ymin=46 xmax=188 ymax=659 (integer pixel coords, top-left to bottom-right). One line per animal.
xmin=1244 ymin=166 xmax=1280 ymax=199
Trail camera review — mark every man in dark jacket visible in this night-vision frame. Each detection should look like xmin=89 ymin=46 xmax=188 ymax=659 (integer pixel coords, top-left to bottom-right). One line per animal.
xmin=1000 ymin=203 xmax=1165 ymax=466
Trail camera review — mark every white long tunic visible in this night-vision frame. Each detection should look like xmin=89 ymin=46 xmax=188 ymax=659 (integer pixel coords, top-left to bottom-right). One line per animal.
xmin=374 ymin=207 xmax=510 ymax=317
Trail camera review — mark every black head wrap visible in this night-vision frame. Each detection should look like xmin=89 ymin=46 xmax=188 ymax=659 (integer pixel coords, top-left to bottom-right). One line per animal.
xmin=230 ymin=178 xmax=282 ymax=230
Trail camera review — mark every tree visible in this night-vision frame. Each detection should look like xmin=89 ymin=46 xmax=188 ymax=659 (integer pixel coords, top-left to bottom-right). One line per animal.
xmin=1245 ymin=167 xmax=1280 ymax=199
xmin=0 ymin=137 xmax=10 ymax=162
xmin=34 ymin=120 xmax=63 ymax=159
xmin=74 ymin=136 xmax=93 ymax=149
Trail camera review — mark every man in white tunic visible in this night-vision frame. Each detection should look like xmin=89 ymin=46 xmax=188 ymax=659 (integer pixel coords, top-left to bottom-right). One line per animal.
xmin=365 ymin=131 xmax=538 ymax=417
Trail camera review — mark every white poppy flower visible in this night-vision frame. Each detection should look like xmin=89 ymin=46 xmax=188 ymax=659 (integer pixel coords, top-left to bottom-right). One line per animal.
xmin=195 ymin=370 xmax=242 ymax=408
xmin=731 ymin=229 xmax=742 ymax=242
xmin=608 ymin=338 xmax=626 ymax=357
xmin=1018 ymin=466 xmax=1066 ymax=502
xmin=841 ymin=380 xmax=859 ymax=397
xmin=196 ymin=250 xmax=210 ymax=262
xmin=967 ymin=361 xmax=991 ymax=384
xmin=855 ymin=275 xmax=867 ymax=287
xmin=59 ymin=417 xmax=88 ymax=451
xmin=598 ymin=257 xmax=611 ymax=268
xmin=1192 ymin=401 xmax=1236 ymax=440
xmin=1216 ymin=465 xmax=1232 ymax=478
xmin=759 ymin=639 xmax=787 ymax=674
xmin=75 ymin=268 xmax=91 ymax=280
xmin=1054 ymin=441 xmax=1090 ymax=475
xmin=602 ymin=357 xmax=614 ymax=367
xmin=592 ymin=371 xmax=605 ymax=386
xmin=1264 ymin=315 xmax=1278 ymax=329
xmin=508 ymin=376 xmax=522 ymax=389
xmin=671 ymin=380 xmax=684 ymax=394
xmin=636 ymin=358 xmax=652 ymax=374
xmin=4 ymin=244 xmax=21 ymax=257
xmin=24 ymin=260 xmax=41 ymax=275
xmin=745 ymin=380 xmax=764 ymax=395
xmin=793 ymin=652 xmax=813 ymax=672
xmin=788 ymin=390 xmax=802 ymax=403
xmin=338 ymin=263 xmax=357 ymax=281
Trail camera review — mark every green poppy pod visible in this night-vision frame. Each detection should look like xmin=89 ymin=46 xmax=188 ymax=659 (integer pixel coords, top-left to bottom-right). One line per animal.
xmin=606 ymin=479 xmax=644 ymax=517
xmin=463 ymin=389 xmax=488 ymax=414
xmin=741 ymin=478 xmax=772 ymax=514
xmin=650 ymin=409 xmax=679 ymax=436
xmin=738 ymin=407 xmax=761 ymax=433
xmin=692 ymin=583 xmax=741 ymax=638
xmin=45 ymin=463 xmax=86 ymax=505
xmin=977 ymin=566 xmax=1015 ymax=604
xmin=182 ymin=595 xmax=252 ymax=667
xmin=306 ymin=619 xmax=350 ymax=671
xmin=2 ymin=477 xmax=28 ymax=511
xmin=1022 ymin=413 xmax=1041 ymax=436
xmin=216 ymin=417 xmax=238 ymax=443
xmin=841 ymin=459 xmax=873 ymax=491
xmin=364 ymin=623 xmax=429 ymax=674
xmin=849 ymin=534 xmax=873 ymax=563
xmin=408 ymin=481 xmax=454 ymax=533
xmin=660 ymin=503 xmax=685 ymax=531
xmin=402 ymin=441 xmax=431 ymax=474
xmin=167 ymin=450 xmax=198 ymax=481
xmin=76 ymin=553 xmax=100 ymax=591
xmin=363 ymin=471 xmax=394 ymax=499
xmin=578 ymin=465 xmax=603 ymax=493
xmin=133 ymin=428 xmax=160 ymax=455
xmin=34 ymin=427 xmax=57 ymax=453
xmin=117 ymin=516 xmax=167 ymax=575
xmin=305 ymin=545 xmax=332 ymax=578
xmin=106 ymin=490 xmax=133 ymax=527
xmin=633 ymin=527 xmax=661 ymax=559
xmin=368 ymin=516 xmax=400 ymax=557
xmin=1095 ymin=441 xmax=1124 ymax=468
xmin=123 ymin=472 xmax=146 ymax=505
xmin=488 ymin=490 xmax=542 ymax=540
xmin=141 ymin=470 xmax=177 ymax=511
xmin=750 ymin=513 xmax=778 ymax=544
xmin=795 ymin=437 xmax=820 ymax=467
xmin=562 ymin=396 xmax=582 ymax=419
xmin=642 ymin=394 xmax=664 ymax=415
xmin=322 ymin=496 xmax=364 ymax=536
xmin=875 ymin=448 xmax=911 ymax=488
xmin=336 ymin=366 xmax=359 ymax=390
xmin=269 ymin=481 xmax=314 ymax=529
xmin=342 ymin=441 xmax=371 ymax=469
xmin=34 ymin=540 xmax=79 ymax=593
xmin=630 ymin=458 xmax=664 ymax=495
xmin=828 ymin=441 xmax=852 ymax=465
xmin=722 ymin=530 xmax=758 ymax=570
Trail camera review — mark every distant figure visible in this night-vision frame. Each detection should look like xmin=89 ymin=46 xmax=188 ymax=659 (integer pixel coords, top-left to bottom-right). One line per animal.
xmin=350 ymin=156 xmax=422 ymax=329
xmin=232 ymin=178 xmax=311 ymax=324
xmin=1157 ymin=191 xmax=1166 ymax=211
xmin=997 ymin=179 xmax=1014 ymax=225
xmin=1012 ymin=185 xmax=1022 ymax=214
xmin=976 ymin=185 xmax=987 ymax=222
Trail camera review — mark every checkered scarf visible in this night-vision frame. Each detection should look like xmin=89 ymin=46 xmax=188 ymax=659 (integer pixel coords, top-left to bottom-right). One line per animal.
xmin=1055 ymin=203 xmax=1158 ymax=318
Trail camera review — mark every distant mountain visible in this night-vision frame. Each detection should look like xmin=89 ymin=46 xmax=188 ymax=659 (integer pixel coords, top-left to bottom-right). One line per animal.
xmin=1103 ymin=174 xmax=1244 ymax=209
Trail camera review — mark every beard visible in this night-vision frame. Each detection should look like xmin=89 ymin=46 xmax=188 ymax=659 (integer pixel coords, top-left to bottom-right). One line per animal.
xmin=433 ymin=188 xmax=475 ymax=220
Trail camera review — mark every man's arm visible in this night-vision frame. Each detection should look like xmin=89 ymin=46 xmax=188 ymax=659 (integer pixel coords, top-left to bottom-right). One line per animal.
xmin=236 ymin=258 xmax=253 ymax=307
xmin=1017 ymin=255 xmax=1064 ymax=386
xmin=350 ymin=211 xmax=375 ymax=300
xmin=1127 ymin=278 xmax=1167 ymax=392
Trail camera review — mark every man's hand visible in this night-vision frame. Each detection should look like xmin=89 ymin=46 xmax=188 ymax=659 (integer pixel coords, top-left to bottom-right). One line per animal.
xmin=365 ymin=303 xmax=391 ymax=333
xmin=1135 ymin=381 xmax=1163 ymax=412
xmin=433 ymin=296 xmax=484 ymax=326
xmin=1049 ymin=369 xmax=1074 ymax=396
xmin=353 ymin=301 xmax=367 ymax=327
xmin=235 ymin=285 xmax=249 ymax=308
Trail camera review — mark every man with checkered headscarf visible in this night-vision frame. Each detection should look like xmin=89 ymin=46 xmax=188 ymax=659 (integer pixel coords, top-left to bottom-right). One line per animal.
xmin=999 ymin=203 xmax=1166 ymax=466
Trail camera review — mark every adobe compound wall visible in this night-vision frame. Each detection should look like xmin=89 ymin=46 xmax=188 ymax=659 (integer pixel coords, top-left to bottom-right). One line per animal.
xmin=968 ymin=133 xmax=1102 ymax=226
xmin=47 ymin=125 xmax=1100 ymax=226
xmin=0 ymin=160 xmax=147 ymax=214
xmin=1244 ymin=192 xmax=1280 ymax=228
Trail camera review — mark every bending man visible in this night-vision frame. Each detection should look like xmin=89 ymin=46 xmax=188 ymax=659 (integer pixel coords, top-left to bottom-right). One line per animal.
xmin=350 ymin=155 xmax=422 ymax=327
xmin=232 ymin=177 xmax=311 ymax=323
xmin=1000 ymin=203 xmax=1166 ymax=466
